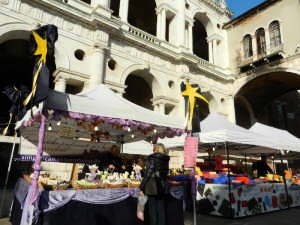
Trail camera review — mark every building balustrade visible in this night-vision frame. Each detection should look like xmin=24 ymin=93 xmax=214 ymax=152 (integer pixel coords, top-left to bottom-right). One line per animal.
xmin=240 ymin=43 xmax=285 ymax=67
xmin=23 ymin=0 xmax=229 ymax=79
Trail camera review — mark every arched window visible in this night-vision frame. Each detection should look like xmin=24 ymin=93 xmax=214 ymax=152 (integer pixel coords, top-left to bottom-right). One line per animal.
xmin=256 ymin=28 xmax=266 ymax=55
xmin=269 ymin=20 xmax=281 ymax=49
xmin=243 ymin=34 xmax=253 ymax=58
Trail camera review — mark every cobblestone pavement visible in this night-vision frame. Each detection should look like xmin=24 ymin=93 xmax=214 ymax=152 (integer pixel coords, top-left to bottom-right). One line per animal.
xmin=184 ymin=207 xmax=300 ymax=225
xmin=1 ymin=207 xmax=300 ymax=225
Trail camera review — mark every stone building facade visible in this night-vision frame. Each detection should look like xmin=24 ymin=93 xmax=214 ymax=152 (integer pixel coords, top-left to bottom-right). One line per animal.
xmin=1 ymin=0 xmax=300 ymax=171
xmin=1 ymin=0 xmax=300 ymax=131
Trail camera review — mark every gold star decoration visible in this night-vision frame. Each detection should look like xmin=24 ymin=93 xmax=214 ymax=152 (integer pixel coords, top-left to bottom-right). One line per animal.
xmin=181 ymin=82 xmax=209 ymax=130
xmin=32 ymin=31 xmax=47 ymax=65
xmin=23 ymin=31 xmax=48 ymax=107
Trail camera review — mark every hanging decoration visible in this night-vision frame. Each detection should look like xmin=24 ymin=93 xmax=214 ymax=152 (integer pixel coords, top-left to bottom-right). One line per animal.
xmin=180 ymin=81 xmax=209 ymax=133
xmin=23 ymin=24 xmax=58 ymax=110
xmin=23 ymin=24 xmax=58 ymax=208
xmin=2 ymin=85 xmax=30 ymax=135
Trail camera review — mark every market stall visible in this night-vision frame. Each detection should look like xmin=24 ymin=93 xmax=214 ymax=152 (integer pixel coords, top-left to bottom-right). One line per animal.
xmin=159 ymin=113 xmax=300 ymax=218
xmin=196 ymin=182 xmax=300 ymax=218
xmin=12 ymin=84 xmax=185 ymax=225
xmin=12 ymin=178 xmax=184 ymax=225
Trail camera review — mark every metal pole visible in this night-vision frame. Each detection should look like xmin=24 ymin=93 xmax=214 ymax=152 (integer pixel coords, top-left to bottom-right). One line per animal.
xmin=0 ymin=133 xmax=17 ymax=217
xmin=225 ymin=142 xmax=233 ymax=218
xmin=4 ymin=132 xmax=18 ymax=186
xmin=244 ymin=152 xmax=247 ymax=174
xmin=190 ymin=167 xmax=197 ymax=225
xmin=280 ymin=153 xmax=290 ymax=209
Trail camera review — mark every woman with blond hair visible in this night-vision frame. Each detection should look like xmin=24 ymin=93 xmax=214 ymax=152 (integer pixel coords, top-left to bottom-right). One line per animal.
xmin=139 ymin=143 xmax=170 ymax=225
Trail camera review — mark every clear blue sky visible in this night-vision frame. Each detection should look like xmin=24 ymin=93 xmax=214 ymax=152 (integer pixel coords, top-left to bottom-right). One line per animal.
xmin=226 ymin=0 xmax=266 ymax=18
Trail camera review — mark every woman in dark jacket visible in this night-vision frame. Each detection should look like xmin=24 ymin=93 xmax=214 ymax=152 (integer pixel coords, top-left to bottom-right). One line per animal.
xmin=139 ymin=143 xmax=170 ymax=225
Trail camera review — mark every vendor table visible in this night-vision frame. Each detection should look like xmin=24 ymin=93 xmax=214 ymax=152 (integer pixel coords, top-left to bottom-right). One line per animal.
xmin=11 ymin=179 xmax=184 ymax=225
xmin=196 ymin=182 xmax=300 ymax=218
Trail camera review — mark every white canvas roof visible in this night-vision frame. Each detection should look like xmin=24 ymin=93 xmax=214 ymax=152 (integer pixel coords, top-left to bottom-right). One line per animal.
xmin=249 ymin=122 xmax=300 ymax=153
xmin=159 ymin=112 xmax=280 ymax=155
xmin=47 ymin=84 xmax=184 ymax=130
xmin=16 ymin=84 xmax=185 ymax=159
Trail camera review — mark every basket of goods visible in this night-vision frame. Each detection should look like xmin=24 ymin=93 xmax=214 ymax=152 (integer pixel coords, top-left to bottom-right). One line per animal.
xmin=100 ymin=180 xmax=127 ymax=188
xmin=127 ymin=181 xmax=140 ymax=188
xmin=40 ymin=174 xmax=70 ymax=191
xmin=51 ymin=182 xmax=70 ymax=190
xmin=72 ymin=180 xmax=99 ymax=189
xmin=108 ymin=182 xmax=128 ymax=188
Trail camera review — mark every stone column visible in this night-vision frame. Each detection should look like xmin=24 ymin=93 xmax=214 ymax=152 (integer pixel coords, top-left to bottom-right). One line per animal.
xmin=227 ymin=96 xmax=236 ymax=124
xmin=212 ymin=39 xmax=217 ymax=64
xmin=161 ymin=8 xmax=166 ymax=40
xmin=188 ymin=22 xmax=193 ymax=52
xmin=119 ymin=0 xmax=129 ymax=23
xmin=208 ymin=40 xmax=213 ymax=63
xmin=156 ymin=8 xmax=162 ymax=38
xmin=88 ymin=44 xmax=106 ymax=89
xmin=154 ymin=104 xmax=160 ymax=112
xmin=159 ymin=103 xmax=165 ymax=114
xmin=252 ymin=34 xmax=257 ymax=60
xmin=153 ymin=100 xmax=165 ymax=114
xmin=176 ymin=0 xmax=185 ymax=47
xmin=265 ymin=30 xmax=270 ymax=55
xmin=54 ymin=77 xmax=66 ymax=92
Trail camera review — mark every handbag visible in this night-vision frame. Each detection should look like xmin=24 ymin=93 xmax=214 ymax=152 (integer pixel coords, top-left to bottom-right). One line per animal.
xmin=144 ymin=171 xmax=163 ymax=196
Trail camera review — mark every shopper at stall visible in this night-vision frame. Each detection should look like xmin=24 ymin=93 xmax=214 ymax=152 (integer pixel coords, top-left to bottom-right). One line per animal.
xmin=252 ymin=155 xmax=273 ymax=178
xmin=139 ymin=143 xmax=170 ymax=225
xmin=97 ymin=145 xmax=124 ymax=172
xmin=132 ymin=160 xmax=143 ymax=180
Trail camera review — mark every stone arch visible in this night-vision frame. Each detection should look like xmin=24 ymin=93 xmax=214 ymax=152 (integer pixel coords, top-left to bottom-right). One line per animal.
xmin=234 ymin=67 xmax=300 ymax=130
xmin=0 ymin=22 xmax=33 ymax=43
xmin=120 ymin=63 xmax=150 ymax=85
xmin=121 ymin=63 xmax=164 ymax=96
xmin=191 ymin=8 xmax=215 ymax=35
xmin=190 ymin=9 xmax=214 ymax=60
xmin=233 ymin=67 xmax=300 ymax=96
xmin=0 ymin=22 xmax=70 ymax=72
xmin=120 ymin=63 xmax=164 ymax=110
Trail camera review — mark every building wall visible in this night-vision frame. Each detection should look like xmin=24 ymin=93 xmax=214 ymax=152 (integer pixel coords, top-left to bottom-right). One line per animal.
xmin=0 ymin=0 xmax=236 ymax=119
xmin=226 ymin=0 xmax=300 ymax=76
xmin=0 ymin=0 xmax=300 ymax=138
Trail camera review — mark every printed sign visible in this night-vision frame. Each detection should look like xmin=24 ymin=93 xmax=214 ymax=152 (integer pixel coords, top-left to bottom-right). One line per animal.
xmin=184 ymin=136 xmax=198 ymax=167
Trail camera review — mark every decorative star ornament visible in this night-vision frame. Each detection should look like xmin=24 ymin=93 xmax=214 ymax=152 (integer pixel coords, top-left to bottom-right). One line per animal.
xmin=23 ymin=31 xmax=48 ymax=107
xmin=32 ymin=31 xmax=47 ymax=65
xmin=181 ymin=82 xmax=209 ymax=130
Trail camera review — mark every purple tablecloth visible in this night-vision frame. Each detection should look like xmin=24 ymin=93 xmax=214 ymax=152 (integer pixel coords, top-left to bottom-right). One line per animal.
xmin=12 ymin=179 xmax=184 ymax=225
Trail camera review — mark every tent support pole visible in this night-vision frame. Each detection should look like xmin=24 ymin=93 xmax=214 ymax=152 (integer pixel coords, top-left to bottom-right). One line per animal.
xmin=244 ymin=152 xmax=247 ymax=174
xmin=225 ymin=142 xmax=233 ymax=218
xmin=280 ymin=153 xmax=290 ymax=209
xmin=0 ymin=133 xmax=18 ymax=219
xmin=4 ymin=132 xmax=18 ymax=186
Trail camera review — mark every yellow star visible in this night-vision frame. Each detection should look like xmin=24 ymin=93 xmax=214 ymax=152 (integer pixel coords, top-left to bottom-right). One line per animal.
xmin=32 ymin=31 xmax=47 ymax=65
xmin=181 ymin=82 xmax=209 ymax=130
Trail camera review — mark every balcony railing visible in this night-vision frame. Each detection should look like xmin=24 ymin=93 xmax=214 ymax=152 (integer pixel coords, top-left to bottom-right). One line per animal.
xmin=20 ymin=0 xmax=230 ymax=79
xmin=239 ymin=43 xmax=285 ymax=67
xmin=127 ymin=25 xmax=161 ymax=46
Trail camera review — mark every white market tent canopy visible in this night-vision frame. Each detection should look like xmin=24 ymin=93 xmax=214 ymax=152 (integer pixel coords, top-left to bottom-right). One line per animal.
xmin=249 ymin=122 xmax=300 ymax=153
xmin=159 ymin=112 xmax=281 ymax=155
xmin=123 ymin=140 xmax=154 ymax=155
xmin=16 ymin=84 xmax=185 ymax=161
